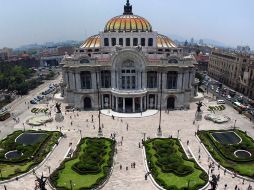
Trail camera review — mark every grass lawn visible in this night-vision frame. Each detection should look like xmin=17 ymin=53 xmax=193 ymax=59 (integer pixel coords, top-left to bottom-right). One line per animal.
xmin=198 ymin=129 xmax=254 ymax=178
xmin=145 ymin=138 xmax=208 ymax=190
xmin=52 ymin=138 xmax=115 ymax=190
xmin=0 ymin=130 xmax=61 ymax=180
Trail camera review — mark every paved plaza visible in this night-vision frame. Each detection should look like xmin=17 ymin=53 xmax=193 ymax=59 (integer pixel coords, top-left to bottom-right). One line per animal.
xmin=1 ymin=85 xmax=254 ymax=189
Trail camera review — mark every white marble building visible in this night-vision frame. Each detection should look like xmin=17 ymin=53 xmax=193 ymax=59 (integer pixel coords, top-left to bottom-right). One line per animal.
xmin=60 ymin=0 xmax=196 ymax=113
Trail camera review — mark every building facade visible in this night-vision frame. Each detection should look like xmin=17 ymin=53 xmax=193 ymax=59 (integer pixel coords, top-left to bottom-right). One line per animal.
xmin=208 ymin=49 xmax=254 ymax=99
xmin=60 ymin=1 xmax=196 ymax=112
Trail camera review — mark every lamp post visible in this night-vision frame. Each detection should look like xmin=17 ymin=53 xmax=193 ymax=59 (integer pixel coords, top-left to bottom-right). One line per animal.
xmin=233 ymin=119 xmax=237 ymax=130
xmin=96 ymin=72 xmax=103 ymax=137
xmin=157 ymin=72 xmax=163 ymax=137
xmin=79 ymin=129 xmax=82 ymax=139
xmin=177 ymin=129 xmax=180 ymax=139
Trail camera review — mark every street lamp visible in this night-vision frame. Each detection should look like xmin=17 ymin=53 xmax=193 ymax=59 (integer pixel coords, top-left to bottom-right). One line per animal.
xmin=157 ymin=72 xmax=163 ymax=137
xmin=79 ymin=129 xmax=82 ymax=139
xmin=96 ymin=72 xmax=103 ymax=137
xmin=177 ymin=130 xmax=180 ymax=139
xmin=233 ymin=119 xmax=237 ymax=130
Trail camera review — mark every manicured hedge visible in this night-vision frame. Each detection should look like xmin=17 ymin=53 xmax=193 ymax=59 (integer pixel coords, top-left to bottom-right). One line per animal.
xmin=0 ymin=130 xmax=62 ymax=180
xmin=145 ymin=138 xmax=208 ymax=190
xmin=198 ymin=129 xmax=254 ymax=178
xmin=50 ymin=137 xmax=115 ymax=190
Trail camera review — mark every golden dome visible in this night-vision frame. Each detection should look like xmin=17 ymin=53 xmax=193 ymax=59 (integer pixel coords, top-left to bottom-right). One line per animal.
xmin=80 ymin=35 xmax=100 ymax=49
xmin=157 ymin=34 xmax=177 ymax=48
xmin=104 ymin=15 xmax=152 ymax=33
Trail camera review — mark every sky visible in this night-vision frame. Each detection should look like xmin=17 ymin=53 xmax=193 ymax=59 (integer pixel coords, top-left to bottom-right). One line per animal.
xmin=0 ymin=0 xmax=253 ymax=49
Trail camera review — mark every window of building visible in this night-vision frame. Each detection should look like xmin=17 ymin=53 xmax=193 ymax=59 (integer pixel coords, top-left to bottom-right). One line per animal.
xmin=141 ymin=38 xmax=145 ymax=46
xmin=148 ymin=38 xmax=153 ymax=46
xmin=121 ymin=69 xmax=136 ymax=89
xmin=111 ymin=38 xmax=116 ymax=46
xmin=80 ymin=71 xmax=92 ymax=89
xmin=133 ymin=38 xmax=138 ymax=46
xmin=101 ymin=70 xmax=111 ymax=88
xmin=167 ymin=71 xmax=178 ymax=89
xmin=104 ymin=38 xmax=109 ymax=46
xmin=126 ymin=38 xmax=130 ymax=46
xmin=147 ymin=71 xmax=157 ymax=88
xmin=119 ymin=38 xmax=123 ymax=46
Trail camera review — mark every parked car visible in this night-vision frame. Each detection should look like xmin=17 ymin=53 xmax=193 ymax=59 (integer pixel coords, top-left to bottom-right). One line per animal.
xmin=217 ymin=100 xmax=225 ymax=104
xmin=226 ymin=95 xmax=231 ymax=100
xmin=30 ymin=100 xmax=37 ymax=104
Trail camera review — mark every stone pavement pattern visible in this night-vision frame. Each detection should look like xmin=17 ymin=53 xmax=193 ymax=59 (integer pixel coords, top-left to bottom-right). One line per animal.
xmin=1 ymin=91 xmax=254 ymax=190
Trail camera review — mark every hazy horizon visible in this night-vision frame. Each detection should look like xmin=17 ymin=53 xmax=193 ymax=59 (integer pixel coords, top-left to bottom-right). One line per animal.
xmin=0 ymin=0 xmax=253 ymax=49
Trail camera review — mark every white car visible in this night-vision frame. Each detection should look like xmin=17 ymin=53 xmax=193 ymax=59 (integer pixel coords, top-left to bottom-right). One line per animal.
xmin=217 ymin=100 xmax=225 ymax=104
xmin=226 ymin=95 xmax=231 ymax=100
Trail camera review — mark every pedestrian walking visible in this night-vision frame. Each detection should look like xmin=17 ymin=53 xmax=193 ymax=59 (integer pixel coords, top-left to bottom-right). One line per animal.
xmin=133 ymin=162 xmax=136 ymax=168
xmin=120 ymin=165 xmax=122 ymax=170
xmin=126 ymin=166 xmax=128 ymax=171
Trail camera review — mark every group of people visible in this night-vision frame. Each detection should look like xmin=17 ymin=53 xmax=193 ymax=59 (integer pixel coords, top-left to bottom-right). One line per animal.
xmin=119 ymin=162 xmax=136 ymax=171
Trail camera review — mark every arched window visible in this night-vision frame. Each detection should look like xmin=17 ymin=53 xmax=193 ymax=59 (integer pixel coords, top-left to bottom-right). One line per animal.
xmin=111 ymin=38 xmax=116 ymax=46
xmin=147 ymin=71 xmax=157 ymax=88
xmin=119 ymin=38 xmax=123 ymax=46
xmin=167 ymin=71 xmax=178 ymax=89
xmin=133 ymin=38 xmax=138 ymax=46
xmin=80 ymin=71 xmax=92 ymax=89
xmin=101 ymin=70 xmax=111 ymax=88
xmin=141 ymin=38 xmax=145 ymax=46
xmin=126 ymin=38 xmax=130 ymax=46
xmin=168 ymin=59 xmax=178 ymax=64
xmin=104 ymin=38 xmax=109 ymax=46
xmin=80 ymin=59 xmax=90 ymax=64
xmin=148 ymin=38 xmax=153 ymax=46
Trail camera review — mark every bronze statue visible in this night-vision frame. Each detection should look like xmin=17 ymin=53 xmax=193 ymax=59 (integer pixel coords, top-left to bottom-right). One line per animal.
xmin=55 ymin=102 xmax=61 ymax=113
xmin=196 ymin=101 xmax=203 ymax=113
xmin=34 ymin=173 xmax=47 ymax=190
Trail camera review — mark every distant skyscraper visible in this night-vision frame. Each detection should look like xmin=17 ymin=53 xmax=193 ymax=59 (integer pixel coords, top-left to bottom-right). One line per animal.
xmin=199 ymin=39 xmax=204 ymax=45
xmin=190 ymin=38 xmax=194 ymax=44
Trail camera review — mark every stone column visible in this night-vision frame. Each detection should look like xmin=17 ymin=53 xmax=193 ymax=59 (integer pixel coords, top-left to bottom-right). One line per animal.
xmin=101 ymin=94 xmax=104 ymax=109
xmin=116 ymin=97 xmax=118 ymax=112
xmin=132 ymin=97 xmax=135 ymax=112
xmin=76 ymin=73 xmax=81 ymax=90
xmin=91 ymin=72 xmax=97 ymax=89
xmin=140 ymin=97 xmax=143 ymax=112
xmin=144 ymin=96 xmax=146 ymax=110
xmin=73 ymin=72 xmax=77 ymax=90
xmin=123 ymin=98 xmax=126 ymax=112
xmin=177 ymin=73 xmax=182 ymax=90
xmin=163 ymin=72 xmax=167 ymax=89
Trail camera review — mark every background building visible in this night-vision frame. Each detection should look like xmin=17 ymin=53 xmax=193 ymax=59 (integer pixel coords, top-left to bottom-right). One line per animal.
xmin=61 ymin=1 xmax=196 ymax=112
xmin=208 ymin=49 xmax=254 ymax=99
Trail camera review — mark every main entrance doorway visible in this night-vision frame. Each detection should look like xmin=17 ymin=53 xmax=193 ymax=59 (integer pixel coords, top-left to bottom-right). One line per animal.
xmin=167 ymin=97 xmax=175 ymax=109
xmin=84 ymin=97 xmax=92 ymax=109
xmin=125 ymin=98 xmax=133 ymax=113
